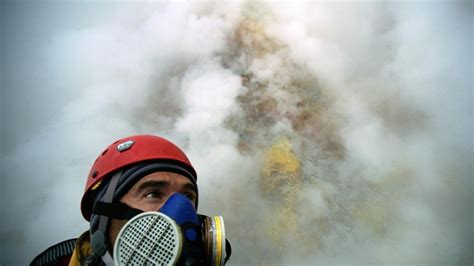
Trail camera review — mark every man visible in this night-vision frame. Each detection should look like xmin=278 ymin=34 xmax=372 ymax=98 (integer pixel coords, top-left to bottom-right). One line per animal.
xmin=31 ymin=135 xmax=230 ymax=265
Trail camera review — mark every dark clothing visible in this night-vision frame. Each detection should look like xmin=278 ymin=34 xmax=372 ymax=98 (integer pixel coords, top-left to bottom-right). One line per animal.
xmin=31 ymin=231 xmax=92 ymax=266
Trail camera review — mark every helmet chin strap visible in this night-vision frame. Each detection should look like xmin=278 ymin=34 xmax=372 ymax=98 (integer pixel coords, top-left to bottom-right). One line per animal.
xmin=91 ymin=171 xmax=122 ymax=258
xmin=101 ymin=251 xmax=114 ymax=266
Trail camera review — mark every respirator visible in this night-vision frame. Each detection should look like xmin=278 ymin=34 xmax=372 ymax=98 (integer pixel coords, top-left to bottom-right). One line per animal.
xmin=112 ymin=193 xmax=231 ymax=265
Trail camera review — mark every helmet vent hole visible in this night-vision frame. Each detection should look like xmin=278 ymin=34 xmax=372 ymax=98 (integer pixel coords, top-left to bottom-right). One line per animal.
xmin=101 ymin=149 xmax=108 ymax=156
xmin=92 ymin=171 xmax=98 ymax=178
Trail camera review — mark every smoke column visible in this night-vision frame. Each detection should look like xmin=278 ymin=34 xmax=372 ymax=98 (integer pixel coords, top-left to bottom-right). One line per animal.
xmin=1 ymin=1 xmax=472 ymax=265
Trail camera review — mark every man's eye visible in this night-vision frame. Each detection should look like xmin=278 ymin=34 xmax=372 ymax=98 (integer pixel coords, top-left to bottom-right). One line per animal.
xmin=184 ymin=193 xmax=196 ymax=202
xmin=144 ymin=191 xmax=162 ymax=199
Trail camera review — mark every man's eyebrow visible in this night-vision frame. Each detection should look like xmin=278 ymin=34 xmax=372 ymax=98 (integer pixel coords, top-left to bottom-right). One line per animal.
xmin=183 ymin=183 xmax=197 ymax=194
xmin=134 ymin=180 xmax=197 ymax=194
xmin=136 ymin=180 xmax=168 ymax=192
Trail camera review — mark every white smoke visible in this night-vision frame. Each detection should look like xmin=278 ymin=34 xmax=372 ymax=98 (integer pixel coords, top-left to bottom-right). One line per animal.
xmin=1 ymin=1 xmax=472 ymax=265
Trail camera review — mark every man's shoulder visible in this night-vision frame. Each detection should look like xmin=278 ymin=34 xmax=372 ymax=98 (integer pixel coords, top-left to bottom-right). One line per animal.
xmin=30 ymin=238 xmax=78 ymax=266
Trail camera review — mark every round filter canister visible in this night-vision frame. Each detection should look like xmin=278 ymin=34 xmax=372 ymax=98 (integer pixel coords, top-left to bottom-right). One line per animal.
xmin=113 ymin=211 xmax=182 ymax=265
xmin=203 ymin=216 xmax=226 ymax=266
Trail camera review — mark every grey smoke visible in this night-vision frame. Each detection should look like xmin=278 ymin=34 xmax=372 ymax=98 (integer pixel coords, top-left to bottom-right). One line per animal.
xmin=1 ymin=1 xmax=472 ymax=265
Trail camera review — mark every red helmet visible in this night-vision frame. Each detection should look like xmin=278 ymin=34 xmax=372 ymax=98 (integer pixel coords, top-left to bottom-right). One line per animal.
xmin=81 ymin=135 xmax=197 ymax=221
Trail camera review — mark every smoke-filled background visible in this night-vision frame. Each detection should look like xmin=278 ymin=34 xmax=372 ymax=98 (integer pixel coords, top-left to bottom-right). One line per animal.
xmin=1 ymin=1 xmax=472 ymax=265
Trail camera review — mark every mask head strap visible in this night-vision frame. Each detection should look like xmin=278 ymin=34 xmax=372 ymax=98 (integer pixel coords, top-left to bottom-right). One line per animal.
xmin=90 ymin=170 xmax=122 ymax=257
xmin=92 ymin=201 xmax=143 ymax=220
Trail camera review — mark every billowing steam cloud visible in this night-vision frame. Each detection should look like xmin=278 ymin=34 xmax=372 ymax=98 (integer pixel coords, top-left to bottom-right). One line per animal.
xmin=1 ymin=1 xmax=472 ymax=265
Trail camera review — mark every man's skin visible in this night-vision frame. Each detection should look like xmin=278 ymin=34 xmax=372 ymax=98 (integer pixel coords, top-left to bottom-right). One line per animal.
xmin=108 ymin=172 xmax=198 ymax=247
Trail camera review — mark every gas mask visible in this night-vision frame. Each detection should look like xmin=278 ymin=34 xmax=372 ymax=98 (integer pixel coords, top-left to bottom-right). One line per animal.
xmin=111 ymin=193 xmax=231 ymax=265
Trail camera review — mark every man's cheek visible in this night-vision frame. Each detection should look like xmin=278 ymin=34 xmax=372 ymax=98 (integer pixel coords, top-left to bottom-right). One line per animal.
xmin=108 ymin=219 xmax=128 ymax=246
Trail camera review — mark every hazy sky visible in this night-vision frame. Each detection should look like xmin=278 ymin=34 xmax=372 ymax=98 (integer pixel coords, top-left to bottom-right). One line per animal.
xmin=1 ymin=1 xmax=472 ymax=265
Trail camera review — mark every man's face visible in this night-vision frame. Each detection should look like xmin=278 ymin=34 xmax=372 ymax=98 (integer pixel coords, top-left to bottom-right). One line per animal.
xmin=108 ymin=171 xmax=197 ymax=247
